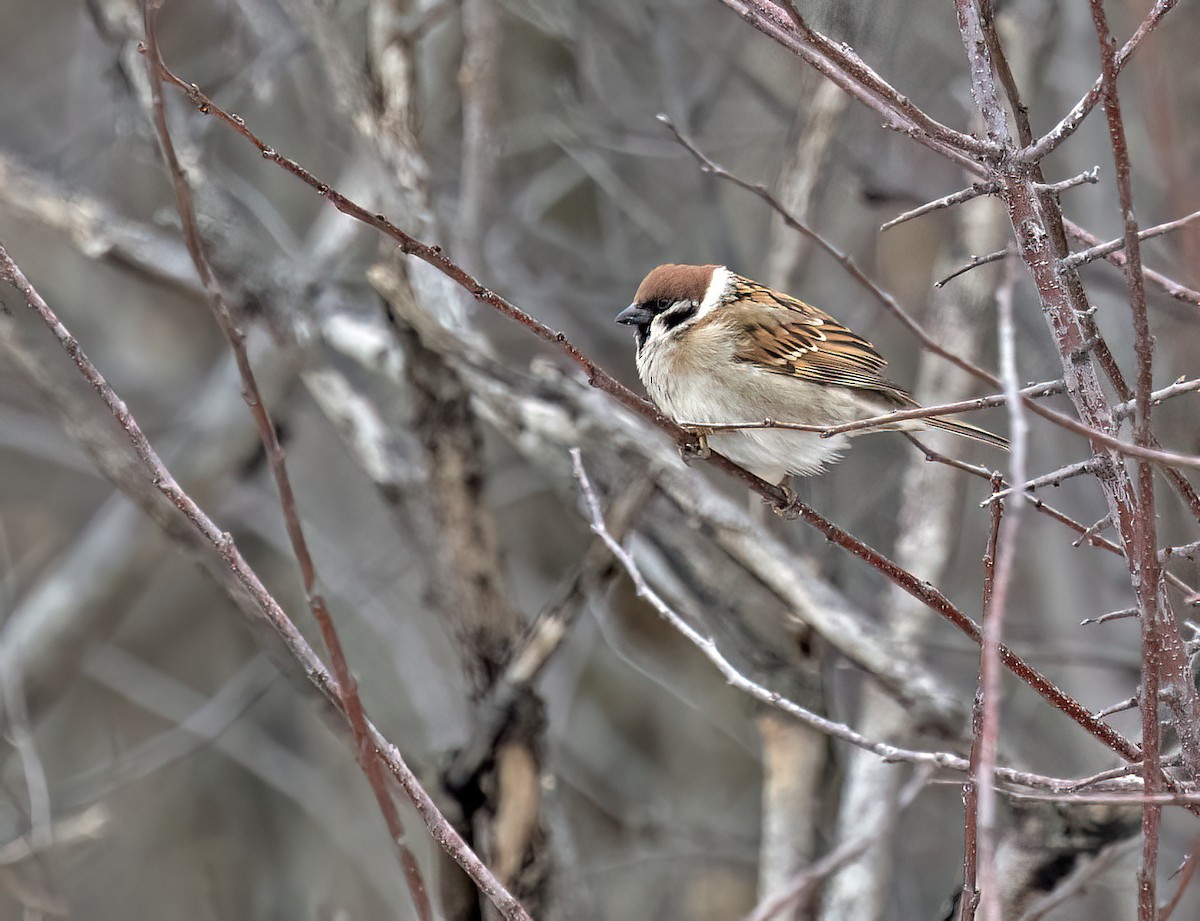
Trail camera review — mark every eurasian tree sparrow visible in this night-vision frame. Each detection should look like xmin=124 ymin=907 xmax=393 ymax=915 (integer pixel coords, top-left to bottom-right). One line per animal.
xmin=616 ymin=264 xmax=1008 ymax=484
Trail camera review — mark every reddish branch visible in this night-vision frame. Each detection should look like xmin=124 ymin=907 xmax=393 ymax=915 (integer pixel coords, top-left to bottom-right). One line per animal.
xmin=1085 ymin=1 xmax=1164 ymax=916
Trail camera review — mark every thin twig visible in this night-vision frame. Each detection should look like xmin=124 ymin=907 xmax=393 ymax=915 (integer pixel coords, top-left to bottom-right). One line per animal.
xmin=1073 ymin=515 xmax=1113 ymax=547
xmin=822 ymin=380 xmax=1062 ymax=437
xmin=1062 ymin=209 xmax=1200 ymax=269
xmin=981 ymin=459 xmax=1098 ymax=505
xmin=935 ymin=250 xmax=1007 ymax=288
xmin=1162 ymin=541 xmax=1200 ymax=563
xmin=1082 ymin=607 xmax=1139 ymax=627
xmin=1114 ymin=378 xmax=1200 ymax=420
xmin=1094 ymin=698 xmax=1139 ymax=720
xmin=1033 ymin=167 xmax=1102 ymax=195
xmin=1065 ymin=217 xmax=1200 ymax=307
xmin=880 ymin=181 xmax=999 ymax=232
xmin=679 ymin=376 xmax=1046 ymax=439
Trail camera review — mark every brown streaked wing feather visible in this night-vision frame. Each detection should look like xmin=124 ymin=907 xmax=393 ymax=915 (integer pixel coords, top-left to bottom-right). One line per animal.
xmin=729 ymin=278 xmax=913 ymax=403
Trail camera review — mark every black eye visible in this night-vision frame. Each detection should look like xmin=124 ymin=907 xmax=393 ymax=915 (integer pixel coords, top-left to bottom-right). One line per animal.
xmin=652 ymin=298 xmax=670 ymax=313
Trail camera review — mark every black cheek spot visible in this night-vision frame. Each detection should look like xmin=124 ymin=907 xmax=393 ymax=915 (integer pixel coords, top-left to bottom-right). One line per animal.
xmin=660 ymin=302 xmax=698 ymax=331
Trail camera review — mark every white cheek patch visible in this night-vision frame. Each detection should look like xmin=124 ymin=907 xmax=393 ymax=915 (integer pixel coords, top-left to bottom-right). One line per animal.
xmin=695 ymin=265 xmax=731 ymax=320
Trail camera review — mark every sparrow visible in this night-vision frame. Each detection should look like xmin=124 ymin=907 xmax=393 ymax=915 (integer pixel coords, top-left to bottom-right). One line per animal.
xmin=616 ymin=264 xmax=1008 ymax=484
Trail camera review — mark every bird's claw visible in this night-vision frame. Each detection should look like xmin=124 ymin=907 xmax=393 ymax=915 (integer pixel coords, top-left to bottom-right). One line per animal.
xmin=770 ymin=482 xmax=799 ymax=518
xmin=680 ymin=428 xmax=711 ymax=463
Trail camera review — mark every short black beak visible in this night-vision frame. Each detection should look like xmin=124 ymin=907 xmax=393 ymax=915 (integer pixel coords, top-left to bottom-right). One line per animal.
xmin=616 ymin=303 xmax=653 ymax=326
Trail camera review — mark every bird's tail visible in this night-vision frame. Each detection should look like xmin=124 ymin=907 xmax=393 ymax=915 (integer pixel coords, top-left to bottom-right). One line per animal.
xmin=925 ymin=416 xmax=1010 ymax=451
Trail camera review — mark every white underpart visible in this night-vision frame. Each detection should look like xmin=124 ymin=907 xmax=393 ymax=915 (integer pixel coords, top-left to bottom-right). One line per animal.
xmin=652 ymin=367 xmax=859 ymax=482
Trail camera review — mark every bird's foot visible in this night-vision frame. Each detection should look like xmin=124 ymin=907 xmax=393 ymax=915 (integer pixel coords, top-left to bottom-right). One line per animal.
xmin=679 ymin=427 xmax=712 ymax=464
xmin=770 ymin=480 xmax=800 ymax=519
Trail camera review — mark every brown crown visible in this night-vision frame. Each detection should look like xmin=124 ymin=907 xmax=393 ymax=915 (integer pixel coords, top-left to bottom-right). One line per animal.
xmin=632 ymin=264 xmax=720 ymax=306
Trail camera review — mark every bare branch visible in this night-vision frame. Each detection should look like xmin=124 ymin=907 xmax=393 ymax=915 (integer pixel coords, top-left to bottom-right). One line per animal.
xmin=1062 ymin=209 xmax=1200 ymax=270
xmin=1114 ymin=378 xmax=1200 ymax=420
xmin=1082 ymin=608 xmax=1139 ymax=627
xmin=1065 ymin=217 xmax=1200 ymax=306
xmin=935 ymin=250 xmax=1007 ymax=288
xmin=677 ymin=379 xmax=1062 ymax=438
xmin=981 ymin=459 xmax=1099 ymax=506
xmin=1094 ymin=698 xmax=1139 ymax=720
xmin=1033 ymin=167 xmax=1102 ymax=195
xmin=715 ymin=0 xmax=998 ymax=168
xmin=880 ymin=181 xmax=1000 ymax=233
xmin=1023 ymin=0 xmax=1181 ymax=161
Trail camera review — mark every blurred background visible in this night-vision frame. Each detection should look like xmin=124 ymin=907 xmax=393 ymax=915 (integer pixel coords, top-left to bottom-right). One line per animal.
xmin=1 ymin=0 xmax=1199 ymax=918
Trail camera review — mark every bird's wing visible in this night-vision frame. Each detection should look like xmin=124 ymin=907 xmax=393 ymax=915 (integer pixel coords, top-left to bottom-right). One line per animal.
xmin=726 ymin=276 xmax=914 ymax=404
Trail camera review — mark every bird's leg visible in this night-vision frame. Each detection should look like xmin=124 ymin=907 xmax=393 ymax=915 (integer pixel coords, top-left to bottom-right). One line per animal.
xmin=679 ymin=426 xmax=711 ymax=463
